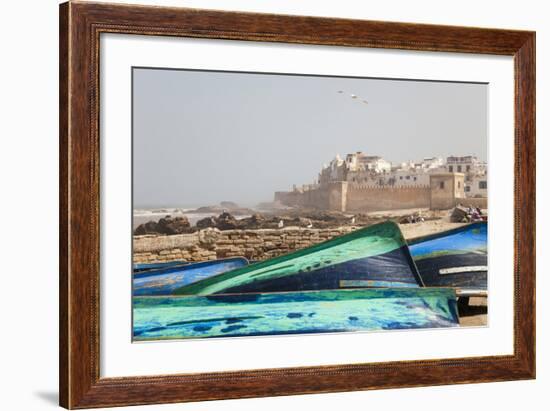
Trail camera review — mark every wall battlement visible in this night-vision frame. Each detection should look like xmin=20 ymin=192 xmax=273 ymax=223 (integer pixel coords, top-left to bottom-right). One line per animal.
xmin=348 ymin=183 xmax=430 ymax=190
xmin=276 ymin=173 xmax=477 ymax=212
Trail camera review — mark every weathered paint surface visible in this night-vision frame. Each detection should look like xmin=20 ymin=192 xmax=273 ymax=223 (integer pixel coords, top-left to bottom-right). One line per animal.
xmin=175 ymin=221 xmax=421 ymax=295
xmin=409 ymin=222 xmax=487 ymax=289
xmin=133 ymin=258 xmax=249 ymax=296
xmin=133 ymin=288 xmax=459 ymax=340
xmin=133 ymin=260 xmax=189 ymax=273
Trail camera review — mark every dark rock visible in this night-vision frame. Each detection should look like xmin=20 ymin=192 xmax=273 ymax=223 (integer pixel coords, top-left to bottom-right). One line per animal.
xmin=134 ymin=221 xmax=161 ymax=235
xmin=451 ymin=206 xmax=469 ymax=223
xmin=249 ymin=213 xmax=266 ymax=223
xmin=196 ymin=216 xmax=218 ymax=229
xmin=157 ymin=216 xmax=192 ymax=234
xmin=237 ymin=213 xmax=266 ymax=229
xmin=216 ymin=212 xmax=239 ymax=230
xmin=134 ymin=215 xmax=192 ymax=235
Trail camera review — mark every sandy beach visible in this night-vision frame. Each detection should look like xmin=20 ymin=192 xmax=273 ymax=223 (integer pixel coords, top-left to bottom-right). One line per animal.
xmin=399 ymin=219 xmax=468 ymax=240
xmin=459 ymin=297 xmax=488 ymax=327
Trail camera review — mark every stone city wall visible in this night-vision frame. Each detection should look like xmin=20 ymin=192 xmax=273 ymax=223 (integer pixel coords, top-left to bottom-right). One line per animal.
xmin=133 ymin=226 xmax=356 ymax=264
xmin=275 ymin=175 xmax=487 ymax=212
xmin=274 ymin=186 xmax=329 ymax=209
xmin=276 ymin=182 xmax=431 ymax=212
xmin=346 ymin=184 xmax=431 ymax=212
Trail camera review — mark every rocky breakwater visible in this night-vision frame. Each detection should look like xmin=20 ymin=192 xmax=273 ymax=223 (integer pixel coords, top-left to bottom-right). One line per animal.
xmin=134 ymin=215 xmax=193 ymax=235
xmin=133 ymin=226 xmax=357 ymax=264
xmin=133 ymin=210 xmax=372 ymax=235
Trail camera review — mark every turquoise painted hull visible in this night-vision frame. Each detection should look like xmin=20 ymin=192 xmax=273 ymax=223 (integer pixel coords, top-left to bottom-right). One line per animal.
xmin=133 ymin=287 xmax=459 ymax=340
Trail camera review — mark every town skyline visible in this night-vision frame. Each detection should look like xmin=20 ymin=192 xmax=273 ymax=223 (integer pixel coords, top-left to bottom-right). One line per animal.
xmin=134 ymin=152 xmax=487 ymax=210
xmin=290 ymin=151 xmax=487 ymax=197
xmin=133 ymin=68 xmax=487 ymax=208
xmin=134 ymin=149 xmax=488 ymax=209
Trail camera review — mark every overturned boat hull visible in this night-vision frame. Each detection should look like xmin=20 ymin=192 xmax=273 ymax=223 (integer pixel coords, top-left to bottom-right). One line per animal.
xmin=409 ymin=222 xmax=487 ymax=293
xmin=133 ymin=257 xmax=249 ymax=296
xmin=133 ymin=287 xmax=459 ymax=340
xmin=175 ymin=221 xmax=423 ymax=296
xmin=133 ymin=260 xmax=190 ymax=273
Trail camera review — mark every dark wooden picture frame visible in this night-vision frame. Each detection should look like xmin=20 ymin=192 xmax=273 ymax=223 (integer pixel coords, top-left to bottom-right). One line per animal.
xmin=59 ymin=1 xmax=535 ymax=408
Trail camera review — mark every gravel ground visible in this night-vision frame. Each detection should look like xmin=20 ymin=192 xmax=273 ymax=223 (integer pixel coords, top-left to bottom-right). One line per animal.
xmin=399 ymin=219 xmax=469 ymax=240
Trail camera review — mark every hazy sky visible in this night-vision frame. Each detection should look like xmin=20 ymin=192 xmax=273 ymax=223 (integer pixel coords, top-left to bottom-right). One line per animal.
xmin=133 ymin=68 xmax=487 ymax=208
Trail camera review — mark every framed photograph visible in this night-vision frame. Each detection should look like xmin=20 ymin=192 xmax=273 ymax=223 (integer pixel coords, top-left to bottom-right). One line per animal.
xmin=59 ymin=1 xmax=535 ymax=408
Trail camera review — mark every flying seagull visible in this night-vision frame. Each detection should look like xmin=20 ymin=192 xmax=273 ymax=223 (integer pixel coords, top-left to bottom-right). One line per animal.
xmin=337 ymin=90 xmax=368 ymax=105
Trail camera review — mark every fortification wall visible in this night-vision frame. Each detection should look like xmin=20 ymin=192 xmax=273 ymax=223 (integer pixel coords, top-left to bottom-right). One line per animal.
xmin=346 ymin=184 xmax=431 ymax=212
xmin=133 ymin=227 xmax=356 ymax=264
xmin=275 ymin=183 xmax=430 ymax=212
xmin=274 ymin=180 xmax=485 ymax=212
xmin=274 ymin=187 xmax=330 ymax=209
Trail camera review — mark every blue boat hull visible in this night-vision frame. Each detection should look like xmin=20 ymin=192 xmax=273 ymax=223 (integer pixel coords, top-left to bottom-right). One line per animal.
xmin=133 ymin=260 xmax=190 ymax=273
xmin=133 ymin=257 xmax=249 ymax=296
xmin=409 ymin=222 xmax=487 ymax=291
xmin=218 ymin=246 xmax=422 ymax=294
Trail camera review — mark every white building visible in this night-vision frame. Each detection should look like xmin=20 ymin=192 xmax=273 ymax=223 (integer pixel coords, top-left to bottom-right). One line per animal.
xmin=375 ymin=157 xmax=444 ymax=187
xmin=315 ymin=152 xmax=486 ymax=198
xmin=446 ymin=156 xmax=487 ymax=197
xmin=446 ymin=155 xmax=486 ymax=174
xmin=465 ymin=174 xmax=488 ymax=197
xmin=419 ymin=157 xmax=445 ymax=170
xmin=388 ymin=169 xmax=431 ymax=186
xmin=318 ymin=152 xmax=392 ymax=185
xmin=344 ymin=152 xmax=392 ymax=173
